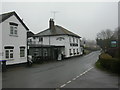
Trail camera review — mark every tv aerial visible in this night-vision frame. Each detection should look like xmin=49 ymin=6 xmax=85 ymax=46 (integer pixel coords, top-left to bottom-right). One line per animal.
xmin=51 ymin=11 xmax=59 ymax=20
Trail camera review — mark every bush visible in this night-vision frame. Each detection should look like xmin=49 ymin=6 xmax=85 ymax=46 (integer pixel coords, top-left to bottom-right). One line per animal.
xmin=106 ymin=47 xmax=119 ymax=58
xmin=100 ymin=53 xmax=112 ymax=59
xmin=99 ymin=53 xmax=120 ymax=74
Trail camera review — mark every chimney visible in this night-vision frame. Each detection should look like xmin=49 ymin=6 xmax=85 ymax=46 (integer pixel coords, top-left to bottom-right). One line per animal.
xmin=49 ymin=18 xmax=55 ymax=30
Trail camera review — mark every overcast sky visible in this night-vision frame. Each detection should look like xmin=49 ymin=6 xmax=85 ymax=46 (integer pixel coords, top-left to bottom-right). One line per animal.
xmin=1 ymin=2 xmax=118 ymax=40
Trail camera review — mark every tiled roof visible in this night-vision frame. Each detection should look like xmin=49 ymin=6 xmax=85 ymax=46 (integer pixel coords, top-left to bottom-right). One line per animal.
xmin=0 ymin=11 xmax=29 ymax=30
xmin=35 ymin=25 xmax=81 ymax=38
xmin=27 ymin=31 xmax=34 ymax=38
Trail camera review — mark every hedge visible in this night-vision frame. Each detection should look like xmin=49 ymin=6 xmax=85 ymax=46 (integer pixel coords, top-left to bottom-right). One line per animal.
xmin=99 ymin=53 xmax=120 ymax=74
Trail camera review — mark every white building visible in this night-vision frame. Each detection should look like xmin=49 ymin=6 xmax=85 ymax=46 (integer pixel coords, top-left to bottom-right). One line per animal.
xmin=0 ymin=11 xmax=29 ymax=65
xmin=28 ymin=19 xmax=83 ymax=58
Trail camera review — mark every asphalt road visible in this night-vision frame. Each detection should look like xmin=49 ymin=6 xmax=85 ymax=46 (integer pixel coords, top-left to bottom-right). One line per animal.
xmin=64 ymin=67 xmax=119 ymax=88
xmin=3 ymin=51 xmax=101 ymax=88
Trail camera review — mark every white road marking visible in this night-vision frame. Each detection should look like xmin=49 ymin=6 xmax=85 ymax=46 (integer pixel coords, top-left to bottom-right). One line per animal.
xmin=72 ymin=78 xmax=76 ymax=80
xmin=79 ymin=73 xmax=84 ymax=76
xmin=67 ymin=81 xmax=71 ymax=84
xmin=59 ymin=67 xmax=94 ymax=88
xmin=60 ymin=84 xmax=66 ymax=88
xmin=76 ymin=76 xmax=79 ymax=78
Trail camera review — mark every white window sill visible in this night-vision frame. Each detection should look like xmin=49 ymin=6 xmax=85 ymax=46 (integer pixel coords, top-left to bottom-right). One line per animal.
xmin=9 ymin=34 xmax=18 ymax=37
xmin=20 ymin=57 xmax=26 ymax=59
xmin=5 ymin=59 xmax=14 ymax=61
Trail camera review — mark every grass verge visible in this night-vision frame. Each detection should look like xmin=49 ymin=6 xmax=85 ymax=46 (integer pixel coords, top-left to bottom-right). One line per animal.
xmin=95 ymin=53 xmax=120 ymax=75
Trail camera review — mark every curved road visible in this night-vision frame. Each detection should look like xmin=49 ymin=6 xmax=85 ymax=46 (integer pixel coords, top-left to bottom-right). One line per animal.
xmin=3 ymin=51 xmax=100 ymax=88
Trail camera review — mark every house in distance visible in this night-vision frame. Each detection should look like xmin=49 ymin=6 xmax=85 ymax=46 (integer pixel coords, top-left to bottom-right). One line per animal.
xmin=28 ymin=18 xmax=83 ymax=61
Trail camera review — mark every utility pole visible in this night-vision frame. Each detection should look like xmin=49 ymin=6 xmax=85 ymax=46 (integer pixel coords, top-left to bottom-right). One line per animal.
xmin=51 ymin=11 xmax=59 ymax=20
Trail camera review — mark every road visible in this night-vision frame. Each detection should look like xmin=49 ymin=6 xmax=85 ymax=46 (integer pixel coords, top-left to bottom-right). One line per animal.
xmin=3 ymin=51 xmax=101 ymax=88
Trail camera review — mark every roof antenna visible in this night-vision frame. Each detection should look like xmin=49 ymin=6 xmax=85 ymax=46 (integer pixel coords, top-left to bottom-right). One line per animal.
xmin=51 ymin=11 xmax=59 ymax=20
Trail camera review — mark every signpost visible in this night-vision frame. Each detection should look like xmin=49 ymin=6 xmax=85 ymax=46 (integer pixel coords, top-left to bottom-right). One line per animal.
xmin=111 ymin=40 xmax=117 ymax=48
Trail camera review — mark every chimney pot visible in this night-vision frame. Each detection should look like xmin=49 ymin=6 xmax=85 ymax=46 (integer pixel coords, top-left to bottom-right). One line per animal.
xmin=49 ymin=18 xmax=55 ymax=30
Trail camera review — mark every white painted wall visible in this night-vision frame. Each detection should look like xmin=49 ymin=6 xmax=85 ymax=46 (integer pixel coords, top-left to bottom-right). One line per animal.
xmin=28 ymin=34 xmax=82 ymax=58
xmin=1 ymin=15 xmax=27 ymax=65
xmin=0 ymin=23 xmax=2 ymax=60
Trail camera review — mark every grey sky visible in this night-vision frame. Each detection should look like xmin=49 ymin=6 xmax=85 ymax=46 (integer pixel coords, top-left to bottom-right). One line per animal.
xmin=1 ymin=2 xmax=118 ymax=40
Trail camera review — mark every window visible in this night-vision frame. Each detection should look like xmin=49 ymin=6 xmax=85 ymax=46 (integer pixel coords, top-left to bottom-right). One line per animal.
xmin=5 ymin=50 xmax=9 ymax=58
xmin=76 ymin=38 xmax=78 ymax=43
xmin=73 ymin=37 xmax=75 ymax=43
xmin=69 ymin=49 xmax=72 ymax=55
xmin=73 ymin=49 xmax=76 ymax=55
xmin=5 ymin=49 xmax=14 ymax=59
xmin=14 ymin=27 xmax=17 ymax=35
xmin=39 ymin=37 xmax=43 ymax=42
xmin=70 ymin=43 xmax=73 ymax=46
xmin=20 ymin=47 xmax=25 ymax=57
xmin=69 ymin=37 xmax=71 ymax=43
xmin=9 ymin=22 xmax=18 ymax=36
xmin=43 ymin=49 xmax=48 ymax=56
xmin=28 ymin=39 xmax=32 ymax=44
xmin=77 ymin=49 xmax=79 ymax=54
xmin=10 ymin=50 xmax=13 ymax=58
xmin=10 ymin=25 xmax=18 ymax=35
xmin=29 ymin=39 xmax=32 ymax=42
xmin=34 ymin=49 xmax=39 ymax=56
xmin=10 ymin=26 xmax=14 ymax=35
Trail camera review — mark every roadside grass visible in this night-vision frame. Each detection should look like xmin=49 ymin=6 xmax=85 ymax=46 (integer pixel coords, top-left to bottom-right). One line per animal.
xmin=84 ymin=49 xmax=91 ymax=55
xmin=95 ymin=60 xmax=119 ymax=76
xmin=95 ymin=60 xmax=110 ymax=72
xmin=95 ymin=53 xmax=120 ymax=75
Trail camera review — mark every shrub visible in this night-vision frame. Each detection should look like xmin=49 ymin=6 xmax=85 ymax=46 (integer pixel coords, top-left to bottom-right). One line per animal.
xmin=99 ymin=53 xmax=120 ymax=74
xmin=106 ymin=47 xmax=119 ymax=58
xmin=100 ymin=53 xmax=112 ymax=59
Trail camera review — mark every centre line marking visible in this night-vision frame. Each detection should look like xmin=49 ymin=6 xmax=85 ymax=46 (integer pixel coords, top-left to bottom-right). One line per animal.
xmin=59 ymin=67 xmax=94 ymax=88
xmin=67 ymin=81 xmax=71 ymax=84
xmin=60 ymin=84 xmax=66 ymax=88
xmin=73 ymin=78 xmax=76 ymax=80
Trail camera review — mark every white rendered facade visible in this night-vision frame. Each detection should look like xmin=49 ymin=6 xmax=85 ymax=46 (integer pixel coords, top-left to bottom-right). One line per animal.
xmin=0 ymin=13 xmax=28 ymax=65
xmin=28 ymin=35 xmax=82 ymax=58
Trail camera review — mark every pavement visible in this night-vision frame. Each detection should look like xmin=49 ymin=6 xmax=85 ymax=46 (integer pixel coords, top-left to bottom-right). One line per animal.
xmin=2 ymin=51 xmax=120 ymax=89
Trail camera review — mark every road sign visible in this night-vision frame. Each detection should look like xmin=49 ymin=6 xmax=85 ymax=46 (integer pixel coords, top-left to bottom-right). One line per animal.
xmin=111 ymin=40 xmax=117 ymax=47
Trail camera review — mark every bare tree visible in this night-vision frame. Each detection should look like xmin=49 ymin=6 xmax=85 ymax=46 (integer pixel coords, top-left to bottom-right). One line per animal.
xmin=97 ymin=29 xmax=113 ymax=40
xmin=96 ymin=29 xmax=114 ymax=51
xmin=106 ymin=29 xmax=114 ymax=39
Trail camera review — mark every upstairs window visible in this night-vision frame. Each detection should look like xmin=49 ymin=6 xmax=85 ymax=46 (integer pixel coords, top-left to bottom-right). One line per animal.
xmin=14 ymin=27 xmax=17 ymax=35
xmin=76 ymin=38 xmax=78 ymax=43
xmin=9 ymin=22 xmax=18 ymax=36
xmin=39 ymin=37 xmax=43 ymax=42
xmin=69 ymin=37 xmax=71 ymax=43
xmin=10 ymin=26 xmax=14 ymax=35
xmin=73 ymin=37 xmax=75 ymax=43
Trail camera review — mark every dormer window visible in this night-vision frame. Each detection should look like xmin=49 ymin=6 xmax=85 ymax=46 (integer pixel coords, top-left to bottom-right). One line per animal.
xmin=9 ymin=22 xmax=18 ymax=36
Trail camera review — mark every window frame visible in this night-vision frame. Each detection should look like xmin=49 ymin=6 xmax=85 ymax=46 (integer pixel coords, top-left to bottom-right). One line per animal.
xmin=9 ymin=22 xmax=18 ymax=36
xmin=39 ymin=37 xmax=43 ymax=42
xmin=5 ymin=49 xmax=14 ymax=59
xmin=20 ymin=47 xmax=25 ymax=57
